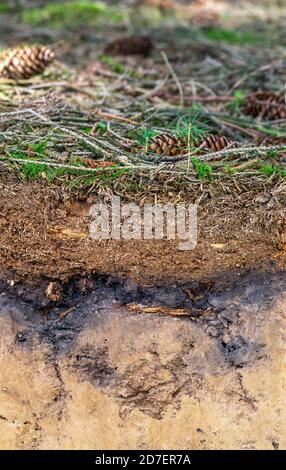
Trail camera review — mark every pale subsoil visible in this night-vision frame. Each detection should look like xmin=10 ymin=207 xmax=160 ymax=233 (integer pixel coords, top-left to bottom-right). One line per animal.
xmin=0 ymin=270 xmax=285 ymax=450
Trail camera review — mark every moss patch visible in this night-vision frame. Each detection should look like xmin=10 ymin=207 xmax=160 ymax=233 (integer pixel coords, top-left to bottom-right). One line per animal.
xmin=23 ymin=1 xmax=123 ymax=29
xmin=202 ymin=27 xmax=275 ymax=46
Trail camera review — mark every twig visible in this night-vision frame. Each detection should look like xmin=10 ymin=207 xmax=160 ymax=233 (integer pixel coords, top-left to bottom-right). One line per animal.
xmin=161 ymin=51 xmax=184 ymax=109
xmin=96 ymin=110 xmax=139 ymax=125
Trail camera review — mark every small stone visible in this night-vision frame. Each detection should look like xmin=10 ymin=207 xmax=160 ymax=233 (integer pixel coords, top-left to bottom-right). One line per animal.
xmin=45 ymin=282 xmax=61 ymax=302
xmin=210 ymin=243 xmax=225 ymax=250
xmin=219 ymin=305 xmax=240 ymax=322
xmin=222 ymin=334 xmax=231 ymax=345
xmin=208 ymin=298 xmax=219 ymax=308
xmin=208 ymin=319 xmax=220 ymax=326
xmin=206 ymin=326 xmax=218 ymax=337
xmin=219 ymin=318 xmax=228 ymax=328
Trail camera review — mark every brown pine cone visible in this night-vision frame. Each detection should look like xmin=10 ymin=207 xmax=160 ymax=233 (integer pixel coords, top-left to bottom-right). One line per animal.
xmin=149 ymin=133 xmax=186 ymax=156
xmin=144 ymin=0 xmax=173 ymax=9
xmin=0 ymin=45 xmax=54 ymax=80
xmin=198 ymin=134 xmax=237 ymax=153
xmin=104 ymin=35 xmax=154 ymax=57
xmin=244 ymin=92 xmax=286 ymax=120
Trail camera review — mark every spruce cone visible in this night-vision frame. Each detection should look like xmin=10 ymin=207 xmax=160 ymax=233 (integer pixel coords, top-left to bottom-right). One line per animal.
xmin=149 ymin=133 xmax=186 ymax=156
xmin=148 ymin=133 xmax=236 ymax=156
xmin=0 ymin=46 xmax=54 ymax=80
xmin=145 ymin=0 xmax=172 ymax=9
xmin=244 ymin=92 xmax=286 ymax=120
xmin=198 ymin=134 xmax=237 ymax=153
xmin=104 ymin=35 xmax=153 ymax=57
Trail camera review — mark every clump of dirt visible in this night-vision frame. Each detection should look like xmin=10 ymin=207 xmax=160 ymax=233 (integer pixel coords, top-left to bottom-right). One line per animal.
xmin=116 ymin=353 xmax=203 ymax=419
xmin=68 ymin=346 xmax=116 ymax=387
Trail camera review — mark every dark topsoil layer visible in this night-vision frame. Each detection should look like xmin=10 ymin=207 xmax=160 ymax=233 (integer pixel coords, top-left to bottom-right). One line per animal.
xmin=0 ymin=172 xmax=285 ymax=287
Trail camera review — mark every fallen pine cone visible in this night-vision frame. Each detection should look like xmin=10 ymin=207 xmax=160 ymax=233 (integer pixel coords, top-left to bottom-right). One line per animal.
xmin=244 ymin=91 xmax=286 ymax=120
xmin=145 ymin=0 xmax=173 ymax=10
xmin=197 ymin=134 xmax=237 ymax=153
xmin=149 ymin=133 xmax=186 ymax=156
xmin=0 ymin=45 xmax=54 ymax=80
xmin=104 ymin=35 xmax=154 ymax=57
xmin=146 ymin=133 xmax=236 ymax=157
